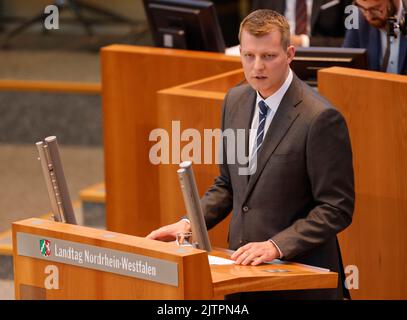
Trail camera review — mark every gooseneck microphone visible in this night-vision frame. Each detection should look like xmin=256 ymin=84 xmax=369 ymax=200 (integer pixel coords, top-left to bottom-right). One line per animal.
xmin=177 ymin=161 xmax=212 ymax=252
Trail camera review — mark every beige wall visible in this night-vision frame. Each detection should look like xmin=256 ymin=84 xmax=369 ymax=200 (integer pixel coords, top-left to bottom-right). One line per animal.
xmin=2 ymin=0 xmax=147 ymax=21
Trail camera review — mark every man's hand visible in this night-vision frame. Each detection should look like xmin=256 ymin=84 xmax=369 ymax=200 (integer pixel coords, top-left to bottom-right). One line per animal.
xmin=290 ymin=34 xmax=306 ymax=47
xmin=146 ymin=220 xmax=191 ymax=242
xmin=231 ymin=241 xmax=280 ymax=266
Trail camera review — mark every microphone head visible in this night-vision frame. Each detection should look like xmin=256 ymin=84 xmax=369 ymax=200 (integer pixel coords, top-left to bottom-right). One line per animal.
xmin=179 ymin=161 xmax=192 ymax=169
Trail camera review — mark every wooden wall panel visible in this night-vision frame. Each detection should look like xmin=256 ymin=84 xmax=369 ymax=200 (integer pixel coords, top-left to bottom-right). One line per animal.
xmin=318 ymin=67 xmax=407 ymax=299
xmin=101 ymin=45 xmax=240 ymax=236
xmin=155 ymin=70 xmax=245 ymax=248
xmin=156 ymin=91 xmax=227 ymax=247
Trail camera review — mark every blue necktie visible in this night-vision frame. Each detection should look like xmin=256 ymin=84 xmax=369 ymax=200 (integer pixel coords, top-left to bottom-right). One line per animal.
xmin=252 ymin=100 xmax=269 ymax=159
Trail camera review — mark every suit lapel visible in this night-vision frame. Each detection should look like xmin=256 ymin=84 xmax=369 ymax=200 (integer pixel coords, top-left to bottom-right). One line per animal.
xmin=242 ymin=76 xmax=303 ymax=204
xmin=233 ymin=87 xmax=256 ymax=186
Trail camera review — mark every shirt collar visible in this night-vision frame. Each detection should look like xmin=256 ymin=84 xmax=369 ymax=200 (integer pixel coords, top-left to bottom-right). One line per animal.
xmin=256 ymin=68 xmax=293 ymax=114
xmin=397 ymin=0 xmax=404 ymax=21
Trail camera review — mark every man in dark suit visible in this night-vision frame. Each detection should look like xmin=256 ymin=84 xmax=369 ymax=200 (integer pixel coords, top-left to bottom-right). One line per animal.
xmin=343 ymin=0 xmax=407 ymax=74
xmin=147 ymin=9 xmax=355 ymax=300
xmin=252 ymin=0 xmax=352 ymax=47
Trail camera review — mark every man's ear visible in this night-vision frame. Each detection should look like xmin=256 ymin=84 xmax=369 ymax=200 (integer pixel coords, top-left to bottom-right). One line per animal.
xmin=286 ymin=45 xmax=296 ymax=64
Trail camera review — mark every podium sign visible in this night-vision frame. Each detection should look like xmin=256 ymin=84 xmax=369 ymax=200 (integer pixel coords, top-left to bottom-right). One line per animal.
xmin=17 ymin=232 xmax=178 ymax=286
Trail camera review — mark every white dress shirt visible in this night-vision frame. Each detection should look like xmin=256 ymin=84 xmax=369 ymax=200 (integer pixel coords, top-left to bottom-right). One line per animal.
xmin=380 ymin=0 xmax=404 ymax=74
xmin=248 ymin=69 xmax=294 ymax=162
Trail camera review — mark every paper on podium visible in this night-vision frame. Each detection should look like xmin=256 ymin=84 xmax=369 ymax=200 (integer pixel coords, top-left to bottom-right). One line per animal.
xmin=208 ymin=255 xmax=235 ymax=265
xmin=208 ymin=255 xmax=331 ymax=271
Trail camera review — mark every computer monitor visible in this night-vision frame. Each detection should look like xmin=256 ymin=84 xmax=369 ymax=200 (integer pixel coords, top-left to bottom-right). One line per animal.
xmin=36 ymin=136 xmax=77 ymax=225
xmin=177 ymin=161 xmax=211 ymax=251
xmin=291 ymin=47 xmax=368 ymax=87
xmin=143 ymin=0 xmax=226 ymax=53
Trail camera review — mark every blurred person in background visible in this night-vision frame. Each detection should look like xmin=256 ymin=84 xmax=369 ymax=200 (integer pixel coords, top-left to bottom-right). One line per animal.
xmin=343 ymin=0 xmax=407 ymax=74
xmin=252 ymin=0 xmax=352 ymax=46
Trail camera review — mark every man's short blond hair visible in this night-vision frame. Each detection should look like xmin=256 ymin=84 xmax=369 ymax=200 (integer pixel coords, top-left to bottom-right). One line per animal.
xmin=238 ymin=9 xmax=291 ymax=50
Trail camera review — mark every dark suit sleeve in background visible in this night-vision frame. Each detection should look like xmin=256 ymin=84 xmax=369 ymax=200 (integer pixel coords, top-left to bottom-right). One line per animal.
xmin=342 ymin=28 xmax=361 ymax=48
xmin=310 ymin=36 xmax=345 ymax=47
xmin=271 ymin=108 xmax=355 ymax=260
xmin=251 ymin=0 xmax=352 ymax=47
xmin=309 ymin=0 xmax=353 ymax=47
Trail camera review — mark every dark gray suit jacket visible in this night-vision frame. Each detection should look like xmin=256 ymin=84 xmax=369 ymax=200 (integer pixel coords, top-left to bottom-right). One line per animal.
xmin=201 ymin=74 xmax=355 ymax=299
xmin=251 ymin=0 xmax=352 ymax=47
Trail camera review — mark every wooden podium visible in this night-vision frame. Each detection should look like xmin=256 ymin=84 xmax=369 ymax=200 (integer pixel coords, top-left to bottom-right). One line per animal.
xmin=13 ymin=218 xmax=338 ymax=300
